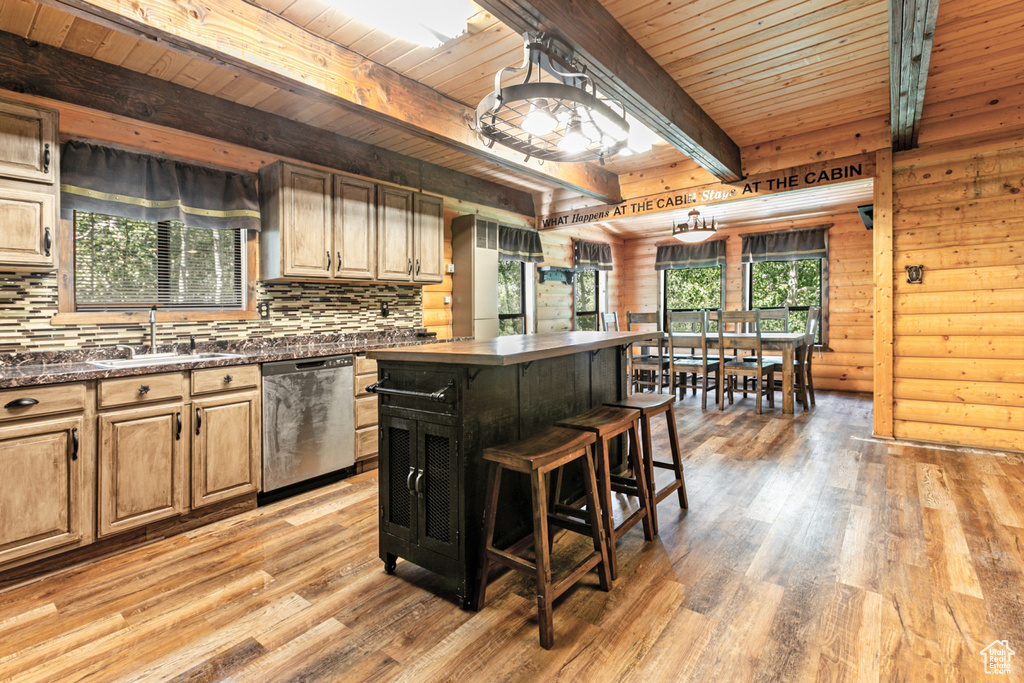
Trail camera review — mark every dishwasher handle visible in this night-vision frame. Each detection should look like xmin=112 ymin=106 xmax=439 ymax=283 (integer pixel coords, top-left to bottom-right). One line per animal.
xmin=365 ymin=373 xmax=455 ymax=404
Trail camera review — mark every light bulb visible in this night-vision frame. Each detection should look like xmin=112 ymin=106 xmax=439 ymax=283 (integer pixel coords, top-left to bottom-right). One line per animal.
xmin=558 ymin=114 xmax=591 ymax=154
xmin=521 ymin=99 xmax=557 ymax=137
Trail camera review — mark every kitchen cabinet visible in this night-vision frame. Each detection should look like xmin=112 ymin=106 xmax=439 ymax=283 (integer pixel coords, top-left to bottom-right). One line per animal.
xmin=354 ymin=354 xmax=379 ymax=468
xmin=97 ymin=402 xmax=188 ymax=537
xmin=376 ymin=185 xmax=414 ymax=281
xmin=0 ymin=415 xmax=89 ymax=566
xmin=413 ymin=193 xmax=445 ymax=284
xmin=192 ymin=389 xmax=261 ymax=508
xmin=379 ymin=411 xmax=460 ymax=563
xmin=260 ymin=160 xmax=443 ymax=284
xmin=333 ymin=175 xmax=376 ymax=280
xmin=0 ymin=97 xmax=59 ymax=272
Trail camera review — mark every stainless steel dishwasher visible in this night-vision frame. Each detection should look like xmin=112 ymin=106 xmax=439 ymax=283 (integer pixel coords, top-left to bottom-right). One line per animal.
xmin=261 ymin=355 xmax=355 ymax=492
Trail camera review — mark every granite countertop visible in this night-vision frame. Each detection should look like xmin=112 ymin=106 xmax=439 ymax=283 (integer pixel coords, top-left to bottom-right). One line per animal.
xmin=0 ymin=329 xmax=454 ymax=389
xmin=368 ymin=330 xmax=653 ymax=366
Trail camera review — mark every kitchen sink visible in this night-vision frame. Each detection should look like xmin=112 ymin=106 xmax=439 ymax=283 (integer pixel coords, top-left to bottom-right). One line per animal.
xmin=88 ymin=352 xmax=242 ymax=369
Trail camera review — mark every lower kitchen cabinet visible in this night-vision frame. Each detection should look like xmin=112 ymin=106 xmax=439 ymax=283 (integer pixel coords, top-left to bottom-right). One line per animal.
xmin=192 ymin=390 xmax=261 ymax=508
xmin=97 ymin=404 xmax=188 ymax=537
xmin=0 ymin=415 xmax=89 ymax=565
xmin=380 ymin=412 xmax=460 ymax=566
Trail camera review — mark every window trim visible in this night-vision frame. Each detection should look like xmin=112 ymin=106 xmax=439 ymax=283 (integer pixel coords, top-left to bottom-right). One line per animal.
xmin=498 ymin=260 xmax=527 ymax=336
xmin=573 ymin=268 xmax=600 ymax=331
xmin=52 ymin=217 xmax=259 ymax=325
xmin=743 ymin=257 xmax=829 ymax=346
xmin=661 ymin=264 xmax=727 ymax=327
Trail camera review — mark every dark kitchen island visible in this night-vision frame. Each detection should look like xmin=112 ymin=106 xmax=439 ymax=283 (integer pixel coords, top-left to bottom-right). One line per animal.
xmin=367 ymin=331 xmax=653 ymax=608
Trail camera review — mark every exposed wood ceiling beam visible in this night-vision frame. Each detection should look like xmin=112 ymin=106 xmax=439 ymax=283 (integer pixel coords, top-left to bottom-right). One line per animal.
xmin=0 ymin=31 xmax=536 ymax=216
xmin=37 ymin=0 xmax=621 ymax=203
xmin=475 ymin=0 xmax=743 ymax=182
xmin=890 ymin=0 xmax=941 ymax=150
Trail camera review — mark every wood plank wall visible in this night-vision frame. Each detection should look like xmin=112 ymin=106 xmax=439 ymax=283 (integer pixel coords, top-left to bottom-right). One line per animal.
xmin=536 ymin=228 xmax=624 ymax=333
xmin=620 ymin=212 xmax=874 ymax=394
xmin=890 ymin=145 xmax=1024 ymax=451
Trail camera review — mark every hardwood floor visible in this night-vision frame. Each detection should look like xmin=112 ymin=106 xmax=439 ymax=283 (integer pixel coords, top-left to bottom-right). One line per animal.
xmin=1 ymin=391 xmax=1022 ymax=682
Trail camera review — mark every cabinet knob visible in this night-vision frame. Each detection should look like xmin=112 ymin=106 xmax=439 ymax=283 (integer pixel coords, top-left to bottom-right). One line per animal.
xmin=4 ymin=397 xmax=39 ymax=409
xmin=71 ymin=427 xmax=78 ymax=460
xmin=139 ymin=384 xmax=150 ymax=394
xmin=44 ymin=227 xmax=51 ymax=257
xmin=415 ymin=258 xmax=420 ymax=275
xmin=195 ymin=407 xmax=202 ymax=435
xmin=224 ymin=374 xmax=233 ymax=383
xmin=407 ymin=257 xmax=412 ymax=274
xmin=326 ymin=250 xmax=332 ymax=270
xmin=43 ymin=143 xmax=50 ymax=173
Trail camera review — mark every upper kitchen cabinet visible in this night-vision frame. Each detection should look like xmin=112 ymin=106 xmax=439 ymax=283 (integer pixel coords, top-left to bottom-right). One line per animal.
xmin=333 ymin=175 xmax=376 ymax=280
xmin=0 ymin=98 xmax=57 ymax=183
xmin=414 ymin=194 xmax=445 ymax=284
xmin=0 ymin=97 xmax=59 ymax=272
xmin=377 ymin=187 xmax=445 ymax=284
xmin=259 ymin=162 xmax=332 ymax=280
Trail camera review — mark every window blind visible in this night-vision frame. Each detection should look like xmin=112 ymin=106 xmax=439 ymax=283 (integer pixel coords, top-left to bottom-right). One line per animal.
xmin=74 ymin=212 xmax=244 ymax=310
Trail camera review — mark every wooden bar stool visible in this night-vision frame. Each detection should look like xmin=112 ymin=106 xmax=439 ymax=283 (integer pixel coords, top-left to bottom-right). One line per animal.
xmin=604 ymin=394 xmax=688 ymax=537
xmin=475 ymin=426 xmax=611 ymax=650
xmin=555 ymin=406 xmax=653 ymax=581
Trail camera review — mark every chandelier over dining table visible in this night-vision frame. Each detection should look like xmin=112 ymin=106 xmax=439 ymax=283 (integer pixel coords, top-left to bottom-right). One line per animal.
xmin=474 ymin=33 xmax=630 ymax=163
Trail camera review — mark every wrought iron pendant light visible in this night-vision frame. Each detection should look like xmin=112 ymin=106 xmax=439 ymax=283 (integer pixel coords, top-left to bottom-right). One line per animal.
xmin=474 ymin=34 xmax=630 ymax=163
xmin=673 ymin=209 xmax=717 ymax=243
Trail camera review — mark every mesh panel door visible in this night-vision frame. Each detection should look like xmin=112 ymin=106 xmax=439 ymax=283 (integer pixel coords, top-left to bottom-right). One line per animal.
xmin=381 ymin=417 xmax=415 ymax=541
xmin=417 ymin=422 xmax=459 ymax=559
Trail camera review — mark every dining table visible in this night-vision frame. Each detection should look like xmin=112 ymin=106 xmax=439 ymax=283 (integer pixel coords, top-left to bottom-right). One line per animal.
xmin=639 ymin=331 xmax=808 ymax=414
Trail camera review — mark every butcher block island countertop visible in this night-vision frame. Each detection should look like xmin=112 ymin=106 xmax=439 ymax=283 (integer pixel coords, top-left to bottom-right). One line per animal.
xmin=367 ymin=330 xmax=655 ymax=365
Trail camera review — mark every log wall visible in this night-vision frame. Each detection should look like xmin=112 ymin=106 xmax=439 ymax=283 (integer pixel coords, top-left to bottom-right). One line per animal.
xmin=890 ymin=145 xmax=1024 ymax=451
xmin=621 ymin=212 xmax=874 ymax=394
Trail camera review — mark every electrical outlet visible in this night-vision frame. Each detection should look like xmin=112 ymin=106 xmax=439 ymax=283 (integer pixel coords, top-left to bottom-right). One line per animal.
xmin=257 ymin=301 xmax=270 ymax=319
xmin=445 ymin=263 xmax=456 ymax=274
xmin=381 ymin=301 xmax=390 ymax=317
xmin=443 ymin=296 xmax=451 ymax=305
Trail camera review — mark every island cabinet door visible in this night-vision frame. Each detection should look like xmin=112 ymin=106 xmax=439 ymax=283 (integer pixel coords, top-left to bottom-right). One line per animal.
xmin=380 ymin=415 xmax=417 ymax=542
xmin=415 ymin=422 xmax=459 ymax=559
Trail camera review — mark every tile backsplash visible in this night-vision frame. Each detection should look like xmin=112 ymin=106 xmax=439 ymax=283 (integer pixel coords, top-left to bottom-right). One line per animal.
xmin=0 ymin=271 xmax=422 ymax=353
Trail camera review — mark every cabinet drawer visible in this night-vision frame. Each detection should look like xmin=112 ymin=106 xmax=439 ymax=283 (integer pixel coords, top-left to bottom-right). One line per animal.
xmin=98 ymin=373 xmax=185 ymax=409
xmin=356 ymin=425 xmax=378 ymax=461
xmin=354 ymin=355 xmax=377 ymax=375
xmin=354 ymin=373 xmax=376 ymax=398
xmin=355 ymin=395 xmax=378 ymax=428
xmin=191 ymin=365 xmax=259 ymax=395
xmin=0 ymin=383 xmax=86 ymax=422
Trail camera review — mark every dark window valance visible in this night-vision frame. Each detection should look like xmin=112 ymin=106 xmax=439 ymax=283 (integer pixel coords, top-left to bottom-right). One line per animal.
xmin=573 ymin=238 xmax=613 ymax=271
xmin=498 ymin=225 xmax=544 ymax=262
xmin=741 ymin=227 xmax=827 ymax=263
xmin=655 ymin=239 xmax=725 ymax=270
xmin=60 ymin=140 xmax=261 ymax=232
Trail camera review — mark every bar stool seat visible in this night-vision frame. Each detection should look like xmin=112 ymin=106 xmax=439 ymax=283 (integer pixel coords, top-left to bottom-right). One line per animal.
xmin=475 ymin=426 xmax=611 ymax=650
xmin=555 ymin=405 xmax=653 ymax=581
xmin=604 ymin=394 xmax=688 ymax=537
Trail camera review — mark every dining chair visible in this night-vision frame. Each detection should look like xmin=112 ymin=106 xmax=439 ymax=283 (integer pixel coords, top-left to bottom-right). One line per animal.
xmin=626 ymin=311 xmax=666 ymax=393
xmin=742 ymin=307 xmax=788 ymax=390
xmin=601 ymin=311 xmax=619 ymax=331
xmin=667 ymin=311 xmax=719 ymax=409
xmin=717 ymin=310 xmax=778 ymax=414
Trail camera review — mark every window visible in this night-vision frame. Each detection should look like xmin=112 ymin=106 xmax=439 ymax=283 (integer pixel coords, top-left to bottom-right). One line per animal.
xmin=664 ymin=265 xmax=724 ymax=329
xmin=74 ymin=212 xmax=243 ymax=311
xmin=574 ymin=269 xmax=599 ymax=331
xmin=498 ymin=260 xmax=526 ymax=335
xmin=747 ymin=259 xmax=822 ymax=340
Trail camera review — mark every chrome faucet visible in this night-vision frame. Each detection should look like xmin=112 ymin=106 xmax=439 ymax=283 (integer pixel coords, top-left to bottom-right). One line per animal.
xmin=148 ymin=306 xmax=158 ymax=355
xmin=115 ymin=344 xmax=135 ymax=359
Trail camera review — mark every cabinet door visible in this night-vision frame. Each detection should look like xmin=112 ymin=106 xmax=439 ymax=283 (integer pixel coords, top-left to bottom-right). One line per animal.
xmin=282 ymin=164 xmax=332 ymax=278
xmin=0 ymin=99 xmax=57 ymax=183
xmin=376 ymin=186 xmax=413 ymax=281
xmin=413 ymin=193 xmax=445 ymax=284
xmin=192 ymin=391 xmax=261 ymax=508
xmin=416 ymin=422 xmax=459 ymax=559
xmin=0 ymin=182 xmax=56 ymax=270
xmin=98 ymin=404 xmax=187 ymax=537
xmin=333 ymin=175 xmax=376 ymax=280
xmin=380 ymin=416 xmax=416 ymax=541
xmin=0 ymin=416 xmax=88 ymax=565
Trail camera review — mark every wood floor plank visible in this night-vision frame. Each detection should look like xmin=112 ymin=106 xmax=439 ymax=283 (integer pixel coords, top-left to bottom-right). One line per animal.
xmin=0 ymin=392 xmax=1020 ymax=681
